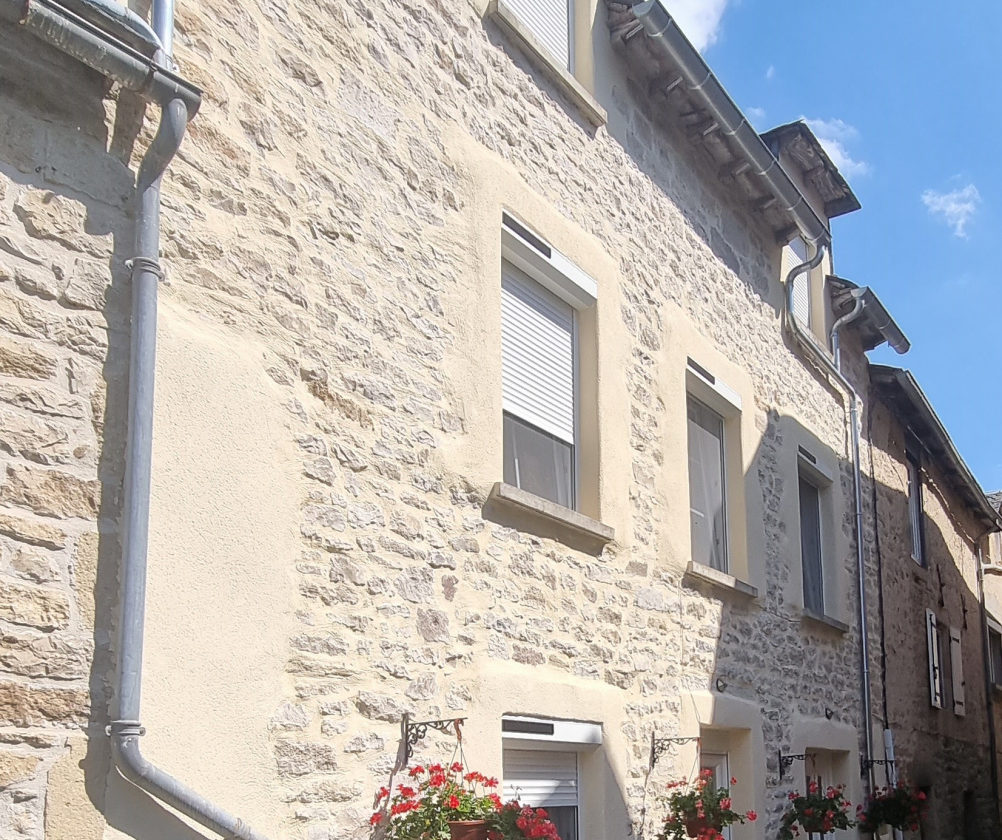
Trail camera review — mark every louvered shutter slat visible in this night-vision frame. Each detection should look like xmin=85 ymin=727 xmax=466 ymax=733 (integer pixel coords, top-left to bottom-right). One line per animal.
xmin=786 ymin=238 xmax=810 ymax=326
xmin=504 ymin=0 xmax=570 ymax=69
xmin=501 ymin=266 xmax=575 ymax=444
xmin=927 ymin=610 xmax=942 ymax=708
xmin=503 ymin=750 xmax=578 ymax=808
xmin=950 ymin=627 xmax=965 ymax=715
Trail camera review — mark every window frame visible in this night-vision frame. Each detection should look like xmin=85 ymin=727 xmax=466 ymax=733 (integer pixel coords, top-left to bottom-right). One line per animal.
xmin=686 ymin=394 xmax=730 ymax=573
xmin=499 ymin=215 xmax=597 ymax=515
xmin=798 ymin=471 xmax=825 ymax=615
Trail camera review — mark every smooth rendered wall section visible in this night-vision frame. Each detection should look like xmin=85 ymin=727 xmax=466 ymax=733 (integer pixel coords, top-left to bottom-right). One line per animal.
xmin=102 ymin=300 xmax=300 ymax=840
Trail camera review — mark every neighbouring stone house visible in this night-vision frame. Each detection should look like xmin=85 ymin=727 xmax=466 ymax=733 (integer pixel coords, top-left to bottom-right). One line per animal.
xmin=981 ymin=491 xmax=1002 ymax=818
xmin=866 ymin=368 xmax=1001 ymax=838
xmin=0 ymin=1 xmax=999 ymax=840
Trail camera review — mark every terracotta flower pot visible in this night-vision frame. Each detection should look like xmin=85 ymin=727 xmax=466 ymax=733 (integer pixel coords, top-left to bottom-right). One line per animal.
xmin=448 ymin=820 xmax=489 ymax=840
xmin=684 ymin=816 xmax=724 ymax=837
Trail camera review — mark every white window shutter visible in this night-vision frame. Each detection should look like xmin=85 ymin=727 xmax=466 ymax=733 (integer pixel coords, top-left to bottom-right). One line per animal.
xmin=503 ymin=749 xmax=578 ymax=808
xmin=504 ymin=0 xmax=571 ymax=69
xmin=926 ymin=610 xmax=942 ymax=708
xmin=950 ymin=626 xmax=965 ymax=716
xmin=501 ymin=264 xmax=576 ymax=445
xmin=786 ymin=237 xmax=811 ymax=326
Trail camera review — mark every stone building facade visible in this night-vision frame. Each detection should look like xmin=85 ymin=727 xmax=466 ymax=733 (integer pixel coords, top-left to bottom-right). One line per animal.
xmin=0 ymin=1 xmax=998 ymax=840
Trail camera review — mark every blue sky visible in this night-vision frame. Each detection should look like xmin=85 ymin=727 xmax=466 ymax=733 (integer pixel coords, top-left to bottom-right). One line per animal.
xmin=668 ymin=1 xmax=1002 ymax=494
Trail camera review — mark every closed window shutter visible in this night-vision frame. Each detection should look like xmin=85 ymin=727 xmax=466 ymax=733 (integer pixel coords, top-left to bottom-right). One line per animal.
xmin=503 ymin=749 xmax=578 ymax=808
xmin=501 ymin=264 xmax=575 ymax=445
xmin=926 ymin=609 xmax=942 ymax=708
xmin=505 ymin=0 xmax=571 ymax=69
xmin=950 ymin=626 xmax=965 ymax=715
xmin=786 ymin=237 xmax=810 ymax=326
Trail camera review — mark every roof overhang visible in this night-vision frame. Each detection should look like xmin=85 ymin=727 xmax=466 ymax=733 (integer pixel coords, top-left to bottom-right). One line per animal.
xmin=829 ymin=275 xmax=910 ymax=354
xmin=760 ymin=121 xmax=861 ymax=219
xmin=604 ymin=0 xmax=829 ymax=248
xmin=870 ymin=365 xmax=1001 ymax=531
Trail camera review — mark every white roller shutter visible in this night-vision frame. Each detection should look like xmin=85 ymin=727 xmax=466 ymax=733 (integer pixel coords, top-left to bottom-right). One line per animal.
xmin=501 ymin=264 xmax=576 ymax=444
xmin=786 ymin=236 xmax=810 ymax=326
xmin=503 ymin=749 xmax=578 ymax=808
xmin=950 ymin=626 xmax=965 ymax=716
xmin=926 ymin=609 xmax=943 ymax=709
xmin=504 ymin=0 xmax=571 ymax=69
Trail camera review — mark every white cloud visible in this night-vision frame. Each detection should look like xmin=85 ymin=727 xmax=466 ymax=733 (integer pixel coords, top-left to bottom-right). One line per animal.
xmin=745 ymin=106 xmax=766 ymax=128
xmin=765 ymin=65 xmax=776 ymax=81
xmin=671 ymin=0 xmax=730 ymax=52
xmin=921 ymin=184 xmax=981 ymax=238
xmin=801 ymin=117 xmax=870 ymax=179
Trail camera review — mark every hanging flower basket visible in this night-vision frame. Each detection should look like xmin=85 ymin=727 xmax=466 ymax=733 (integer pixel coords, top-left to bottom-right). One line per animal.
xmin=857 ymin=783 xmax=927 ymax=834
xmin=779 ymin=782 xmax=854 ymax=840
xmin=448 ymin=819 xmax=489 ymax=840
xmin=658 ymin=770 xmax=757 ymax=840
xmin=683 ymin=815 xmax=725 ymax=837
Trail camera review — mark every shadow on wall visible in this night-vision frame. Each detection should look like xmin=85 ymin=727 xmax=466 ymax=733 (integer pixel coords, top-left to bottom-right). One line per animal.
xmin=0 ymin=21 xmax=208 ymax=840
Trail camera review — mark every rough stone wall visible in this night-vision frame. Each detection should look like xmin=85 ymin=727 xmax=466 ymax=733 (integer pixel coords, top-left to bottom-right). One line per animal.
xmin=867 ymin=397 xmax=999 ymax=839
xmin=0 ymin=1 xmax=907 ymax=839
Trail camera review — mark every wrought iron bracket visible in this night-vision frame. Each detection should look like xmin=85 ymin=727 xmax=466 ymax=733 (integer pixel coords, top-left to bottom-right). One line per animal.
xmin=401 ymin=713 xmax=467 ymax=765
xmin=778 ymin=751 xmax=811 ymax=780
xmin=860 ymin=757 xmax=895 ymax=776
xmin=649 ymin=733 xmax=700 ymax=769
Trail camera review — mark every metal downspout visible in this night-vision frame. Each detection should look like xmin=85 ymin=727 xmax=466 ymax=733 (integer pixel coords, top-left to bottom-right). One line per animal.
xmin=94 ymin=2 xmax=269 ymax=839
xmin=785 ymin=250 xmax=876 ymax=793
xmin=977 ymin=542 xmax=1002 ymax=828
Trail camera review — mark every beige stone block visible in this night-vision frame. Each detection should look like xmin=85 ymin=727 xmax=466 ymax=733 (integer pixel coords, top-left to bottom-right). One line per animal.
xmin=44 ymin=736 xmax=106 ymax=840
xmin=0 ymin=580 xmax=70 ymax=630
xmin=0 ymin=749 xmax=41 ymax=788
xmin=0 ymin=381 xmax=87 ymax=421
xmin=59 ymin=258 xmax=108 ymax=311
xmin=10 ymin=547 xmax=60 ymax=583
xmin=0 ymin=632 xmax=89 ymax=679
xmin=0 ymin=465 xmax=99 ymax=519
xmin=72 ymin=532 xmax=99 ymax=629
xmin=0 ymin=409 xmax=74 ymax=466
xmin=0 ymin=513 xmax=68 ymax=550
xmin=0 ymin=681 xmax=89 ymax=726
xmin=0 ymin=337 xmax=57 ymax=380
xmin=12 ymin=191 xmax=109 ymax=258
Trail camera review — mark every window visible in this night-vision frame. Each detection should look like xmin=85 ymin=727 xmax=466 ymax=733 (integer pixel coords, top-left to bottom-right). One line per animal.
xmin=786 ymin=236 xmax=811 ymax=327
xmin=501 ymin=715 xmax=602 ymax=840
xmin=907 ymin=452 xmax=926 ymax=566
xmin=687 ymin=396 xmax=728 ymax=571
xmin=503 ymin=749 xmax=579 ymax=840
xmin=989 ymin=626 xmax=1002 ymax=688
xmin=700 ymin=752 xmax=733 ymax=840
xmin=926 ymin=609 xmax=943 ymax=709
xmin=503 ymin=0 xmax=572 ymax=70
xmin=798 ymin=472 xmax=824 ymax=614
xmin=500 ymin=264 xmax=577 ymax=509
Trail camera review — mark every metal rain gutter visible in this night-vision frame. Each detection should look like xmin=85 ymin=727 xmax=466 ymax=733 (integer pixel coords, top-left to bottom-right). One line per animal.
xmin=785 ymin=247 xmax=877 ymax=792
xmin=631 ymin=0 xmax=830 ymax=248
xmin=0 ymin=0 xmax=199 ymax=115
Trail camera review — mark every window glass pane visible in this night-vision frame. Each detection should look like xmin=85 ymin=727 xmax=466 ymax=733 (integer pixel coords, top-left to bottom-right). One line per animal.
xmin=503 ymin=413 xmax=574 ymax=508
xmin=700 ymin=753 xmax=731 ymax=840
xmin=799 ymin=475 xmax=824 ymax=613
xmin=990 ymin=632 xmax=1002 ymax=685
xmin=545 ymin=806 xmax=578 ymax=840
xmin=687 ymin=397 xmax=727 ymax=571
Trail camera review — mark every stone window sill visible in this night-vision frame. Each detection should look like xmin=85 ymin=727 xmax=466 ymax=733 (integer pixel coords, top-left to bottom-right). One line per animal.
xmin=487 ymin=0 xmax=607 ymax=128
xmin=683 ymin=561 xmax=758 ymax=599
xmin=486 ymin=482 xmax=614 ymax=547
xmin=802 ymin=609 xmax=849 ymax=634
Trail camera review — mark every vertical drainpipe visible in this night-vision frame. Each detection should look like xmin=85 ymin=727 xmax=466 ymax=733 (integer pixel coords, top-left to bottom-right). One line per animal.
xmin=107 ymin=2 xmax=272 ymax=838
xmin=786 ymin=247 xmax=876 ymax=794
xmin=977 ymin=540 xmax=1002 ymax=829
